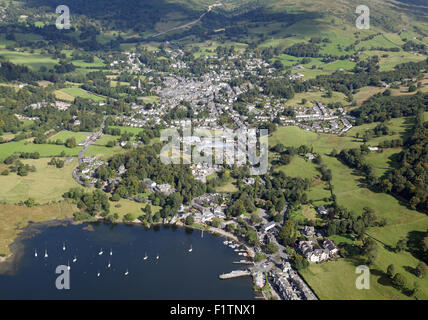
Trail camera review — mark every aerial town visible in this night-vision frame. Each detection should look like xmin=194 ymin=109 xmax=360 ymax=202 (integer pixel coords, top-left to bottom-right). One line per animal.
xmin=0 ymin=0 xmax=427 ymax=303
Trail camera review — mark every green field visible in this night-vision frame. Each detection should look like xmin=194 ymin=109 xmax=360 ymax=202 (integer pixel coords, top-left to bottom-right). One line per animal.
xmin=276 ymin=156 xmax=319 ymax=180
xmin=346 ymin=116 xmax=413 ymax=145
xmin=91 ymin=134 xmax=118 ymax=146
xmin=300 ymin=155 xmax=428 ymax=299
xmin=48 ymin=131 xmax=90 ymax=145
xmin=59 ymin=87 xmax=106 ymax=102
xmin=269 ymin=126 xmax=361 ymax=154
xmin=289 ymin=204 xmax=319 ymax=223
xmin=0 ymin=140 xmax=82 ymax=159
xmin=85 ymin=145 xmax=124 ymax=159
xmin=364 ymin=148 xmax=402 ymax=178
xmin=214 ymin=178 xmax=238 ymax=193
xmin=110 ymin=198 xmax=160 ymax=220
xmin=270 ymin=120 xmax=428 ymax=299
xmin=0 ymin=48 xmax=58 ymax=71
xmin=139 ymin=96 xmax=160 ymax=104
xmin=0 ymin=158 xmax=79 ymax=204
xmin=275 ymin=155 xmax=331 ymax=203
xmin=71 ymin=56 xmax=105 ymax=68
xmin=300 ymin=258 xmax=411 ymax=300
xmin=360 ymin=50 xmax=427 ymax=71
xmin=109 ymin=126 xmax=145 ymax=135
xmin=284 ymin=90 xmax=348 ymax=107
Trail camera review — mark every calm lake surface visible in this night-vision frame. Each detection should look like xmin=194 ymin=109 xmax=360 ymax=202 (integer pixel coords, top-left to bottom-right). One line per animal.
xmin=0 ymin=221 xmax=255 ymax=299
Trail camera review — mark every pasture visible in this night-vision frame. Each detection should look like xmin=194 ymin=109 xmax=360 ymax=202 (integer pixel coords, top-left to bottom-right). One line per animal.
xmin=269 ymin=126 xmax=361 ymax=154
xmin=0 ymin=48 xmax=58 ymax=71
xmin=109 ymin=198 xmax=161 ymax=220
xmin=48 ymin=131 xmax=90 ymax=145
xmin=300 ymin=155 xmax=428 ymax=300
xmin=0 ymin=158 xmax=79 ymax=204
xmin=59 ymin=87 xmax=106 ymax=102
xmin=0 ymin=140 xmax=82 ymax=159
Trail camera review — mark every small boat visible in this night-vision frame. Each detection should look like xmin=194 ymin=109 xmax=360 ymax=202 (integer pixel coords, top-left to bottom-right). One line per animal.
xmin=143 ymin=252 xmax=148 ymax=260
xmin=188 ymin=245 xmax=193 ymax=253
xmin=156 ymin=253 xmax=159 ymax=260
xmin=201 ymin=230 xmax=204 ymax=238
xmin=34 ymin=249 xmax=38 ymax=257
xmin=67 ymin=261 xmax=71 ymax=271
xmin=62 ymin=243 xmax=66 ymax=251
xmin=109 ymin=249 xmax=112 ymax=256
xmin=72 ymin=256 xmax=77 ymax=263
xmin=124 ymin=269 xmax=129 ymax=276
xmin=107 ymin=261 xmax=111 ymax=268
xmin=97 ymin=272 xmax=101 ymax=277
xmin=44 ymin=249 xmax=48 ymax=258
xmin=98 ymin=249 xmax=103 ymax=256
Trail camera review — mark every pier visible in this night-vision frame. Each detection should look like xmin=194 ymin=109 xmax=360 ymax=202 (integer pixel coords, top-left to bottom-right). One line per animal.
xmin=233 ymin=260 xmax=253 ymax=265
xmin=219 ymin=270 xmax=251 ymax=279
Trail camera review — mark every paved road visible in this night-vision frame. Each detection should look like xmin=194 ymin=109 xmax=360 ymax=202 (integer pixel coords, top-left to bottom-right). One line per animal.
xmin=72 ymin=117 xmax=107 ymax=186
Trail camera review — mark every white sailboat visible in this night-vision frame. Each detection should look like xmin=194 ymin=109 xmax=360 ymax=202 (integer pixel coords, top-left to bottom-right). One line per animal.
xmin=188 ymin=245 xmax=193 ymax=252
xmin=109 ymin=249 xmax=112 ymax=256
xmin=107 ymin=261 xmax=111 ymax=268
xmin=62 ymin=242 xmax=66 ymax=251
xmin=34 ymin=249 xmax=37 ymax=257
xmin=124 ymin=269 xmax=129 ymax=276
xmin=67 ymin=261 xmax=71 ymax=271
xmin=44 ymin=249 xmax=48 ymax=258
xmin=72 ymin=255 xmax=77 ymax=263
xmin=97 ymin=272 xmax=101 ymax=277
xmin=156 ymin=253 xmax=159 ymax=260
xmin=98 ymin=249 xmax=103 ymax=256
xmin=143 ymin=252 xmax=148 ymax=260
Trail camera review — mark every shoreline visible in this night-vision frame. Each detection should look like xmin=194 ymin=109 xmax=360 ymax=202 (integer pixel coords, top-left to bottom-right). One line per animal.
xmin=0 ymin=216 xmax=256 ymax=263
xmin=0 ymin=215 xmax=262 ymax=299
xmin=0 ymin=218 xmax=74 ymax=265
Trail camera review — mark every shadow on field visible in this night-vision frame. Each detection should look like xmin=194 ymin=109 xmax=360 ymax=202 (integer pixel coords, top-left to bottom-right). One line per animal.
xmin=407 ymin=230 xmax=428 ymax=262
xmin=403 ymin=265 xmax=417 ymax=277
xmin=371 ymin=269 xmax=394 ymax=287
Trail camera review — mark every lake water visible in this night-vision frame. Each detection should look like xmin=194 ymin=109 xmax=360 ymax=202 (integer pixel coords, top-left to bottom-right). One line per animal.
xmin=0 ymin=221 xmax=255 ymax=299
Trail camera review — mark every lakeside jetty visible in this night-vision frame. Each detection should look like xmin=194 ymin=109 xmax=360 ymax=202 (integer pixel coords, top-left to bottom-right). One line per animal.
xmin=219 ymin=270 xmax=251 ymax=279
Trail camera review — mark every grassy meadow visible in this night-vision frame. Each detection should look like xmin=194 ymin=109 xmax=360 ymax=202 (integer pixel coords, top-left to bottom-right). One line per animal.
xmin=0 ymin=158 xmax=80 ymax=203
xmin=300 ymin=155 xmax=428 ymax=300
xmin=0 ymin=140 xmax=82 ymax=159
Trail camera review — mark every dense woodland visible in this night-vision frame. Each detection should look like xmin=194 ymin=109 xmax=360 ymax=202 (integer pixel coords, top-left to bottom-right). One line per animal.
xmin=351 ymin=91 xmax=428 ymax=124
